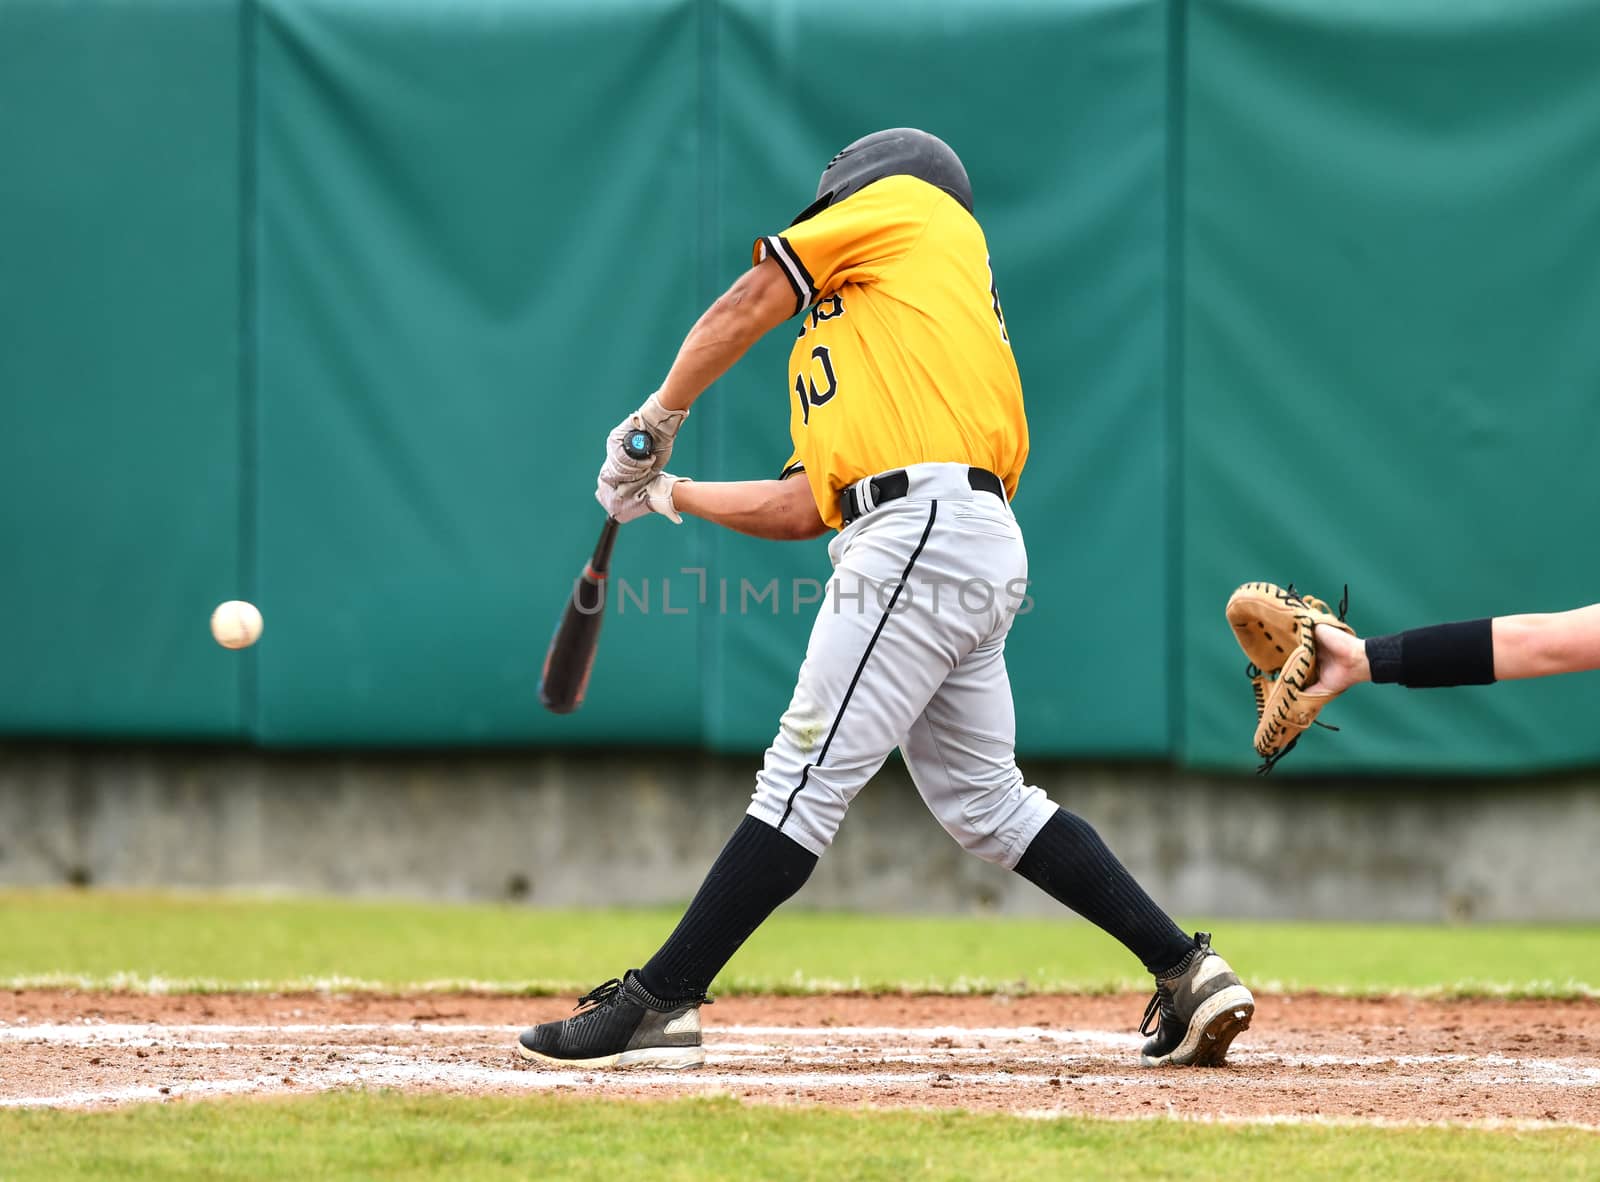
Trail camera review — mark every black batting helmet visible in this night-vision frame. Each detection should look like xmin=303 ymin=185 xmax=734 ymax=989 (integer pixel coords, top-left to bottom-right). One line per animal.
xmin=789 ymin=128 xmax=974 ymax=226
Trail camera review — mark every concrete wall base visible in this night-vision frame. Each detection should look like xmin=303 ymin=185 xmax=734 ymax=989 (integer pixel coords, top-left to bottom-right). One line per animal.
xmin=2 ymin=744 xmax=1594 ymax=921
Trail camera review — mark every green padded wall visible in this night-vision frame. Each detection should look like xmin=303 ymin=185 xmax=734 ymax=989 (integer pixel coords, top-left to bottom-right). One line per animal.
xmin=0 ymin=0 xmax=244 ymax=737
xmin=1180 ymin=0 xmax=1600 ymax=772
xmin=700 ymin=0 xmax=1172 ymax=755
xmin=9 ymin=0 xmax=1600 ymax=773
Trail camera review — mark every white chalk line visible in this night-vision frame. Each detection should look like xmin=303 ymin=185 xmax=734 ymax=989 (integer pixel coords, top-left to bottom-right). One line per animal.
xmin=0 ymin=1022 xmax=1130 ymax=1043
xmin=0 ymin=1077 xmax=285 ymax=1110
xmin=6 ymin=1022 xmax=1599 ymax=1072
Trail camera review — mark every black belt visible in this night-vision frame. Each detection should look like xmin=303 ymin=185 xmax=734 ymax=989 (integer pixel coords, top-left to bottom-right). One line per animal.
xmin=839 ymin=467 xmax=1006 ymax=526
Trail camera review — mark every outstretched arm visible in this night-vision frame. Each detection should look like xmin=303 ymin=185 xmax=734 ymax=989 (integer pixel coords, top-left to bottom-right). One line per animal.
xmin=597 ymin=261 xmax=818 ymax=530
xmin=1309 ymin=603 xmax=1600 ymax=694
xmin=656 ymin=259 xmax=797 ymax=413
xmin=597 ymin=257 xmax=799 ymax=503
xmin=1490 ymin=605 xmax=1600 ymax=679
xmin=673 ymin=473 xmax=828 ymax=542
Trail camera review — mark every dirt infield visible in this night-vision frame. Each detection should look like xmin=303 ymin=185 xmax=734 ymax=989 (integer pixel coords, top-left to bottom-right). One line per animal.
xmin=3 ymin=992 xmax=1597 ymax=1125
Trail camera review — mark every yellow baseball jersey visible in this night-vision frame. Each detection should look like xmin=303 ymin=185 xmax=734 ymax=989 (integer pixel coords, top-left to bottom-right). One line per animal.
xmin=754 ymin=174 xmax=1028 ymax=530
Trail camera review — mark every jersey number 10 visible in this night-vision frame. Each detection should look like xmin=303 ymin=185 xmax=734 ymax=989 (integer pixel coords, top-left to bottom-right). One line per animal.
xmin=795 ymin=345 xmax=838 ymax=426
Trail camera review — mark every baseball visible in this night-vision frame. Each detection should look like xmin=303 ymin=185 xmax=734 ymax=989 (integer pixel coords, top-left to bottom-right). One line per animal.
xmin=210 ymin=600 xmax=264 ymax=650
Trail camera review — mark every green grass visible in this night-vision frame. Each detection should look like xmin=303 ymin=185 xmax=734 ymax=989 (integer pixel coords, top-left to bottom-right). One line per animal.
xmin=2 ymin=1093 xmax=1596 ymax=1181
xmin=1 ymin=889 xmax=1595 ymax=996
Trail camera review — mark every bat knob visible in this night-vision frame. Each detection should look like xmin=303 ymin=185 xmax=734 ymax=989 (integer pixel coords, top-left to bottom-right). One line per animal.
xmin=623 ymin=430 xmax=654 ymax=461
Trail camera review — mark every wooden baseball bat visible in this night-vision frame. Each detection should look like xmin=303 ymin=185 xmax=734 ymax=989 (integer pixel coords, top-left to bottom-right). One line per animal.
xmin=537 ymin=429 xmax=654 ymax=714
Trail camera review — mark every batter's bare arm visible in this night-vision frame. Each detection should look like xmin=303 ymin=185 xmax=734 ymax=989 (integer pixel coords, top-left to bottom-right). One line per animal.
xmin=673 ymin=474 xmax=827 ymax=542
xmin=598 ymin=259 xmax=797 ymax=498
xmin=657 ymin=259 xmax=797 ymax=413
xmin=1309 ymin=603 xmax=1600 ymax=695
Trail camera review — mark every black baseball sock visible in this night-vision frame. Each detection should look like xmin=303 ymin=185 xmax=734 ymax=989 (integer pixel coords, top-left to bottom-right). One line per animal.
xmin=637 ymin=815 xmax=817 ymax=1002
xmin=1014 ymin=808 xmax=1194 ymax=977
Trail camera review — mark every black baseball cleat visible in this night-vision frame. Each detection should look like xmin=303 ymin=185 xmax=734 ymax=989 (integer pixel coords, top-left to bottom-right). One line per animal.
xmin=1138 ymin=932 xmax=1254 ymax=1067
xmin=517 ymin=971 xmax=709 ymax=1070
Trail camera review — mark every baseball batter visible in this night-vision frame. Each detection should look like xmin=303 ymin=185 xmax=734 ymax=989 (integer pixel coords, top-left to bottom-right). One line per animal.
xmin=519 ymin=129 xmax=1253 ymax=1070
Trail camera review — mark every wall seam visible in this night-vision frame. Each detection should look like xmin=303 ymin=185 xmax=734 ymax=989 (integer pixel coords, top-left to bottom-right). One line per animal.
xmin=237 ymin=0 xmax=261 ymax=743
xmin=1164 ymin=0 xmax=1188 ymax=764
xmin=696 ymin=0 xmax=721 ymax=748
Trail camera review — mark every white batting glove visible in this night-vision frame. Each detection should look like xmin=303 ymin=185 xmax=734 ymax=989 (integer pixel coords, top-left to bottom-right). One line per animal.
xmin=595 ymin=477 xmax=652 ymax=524
xmin=644 ymin=472 xmax=686 ymax=524
xmin=597 ymin=391 xmax=688 ymax=498
xmin=595 ymin=472 xmax=685 ymax=525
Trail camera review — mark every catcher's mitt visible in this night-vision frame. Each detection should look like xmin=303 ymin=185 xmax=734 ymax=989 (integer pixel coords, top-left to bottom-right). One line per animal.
xmin=1225 ymin=582 xmax=1353 ymax=773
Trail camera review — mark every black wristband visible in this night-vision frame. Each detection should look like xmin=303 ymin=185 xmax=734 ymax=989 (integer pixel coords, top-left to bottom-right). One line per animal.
xmin=1365 ymin=632 xmax=1403 ymax=683
xmin=1365 ymin=618 xmax=1496 ymax=689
